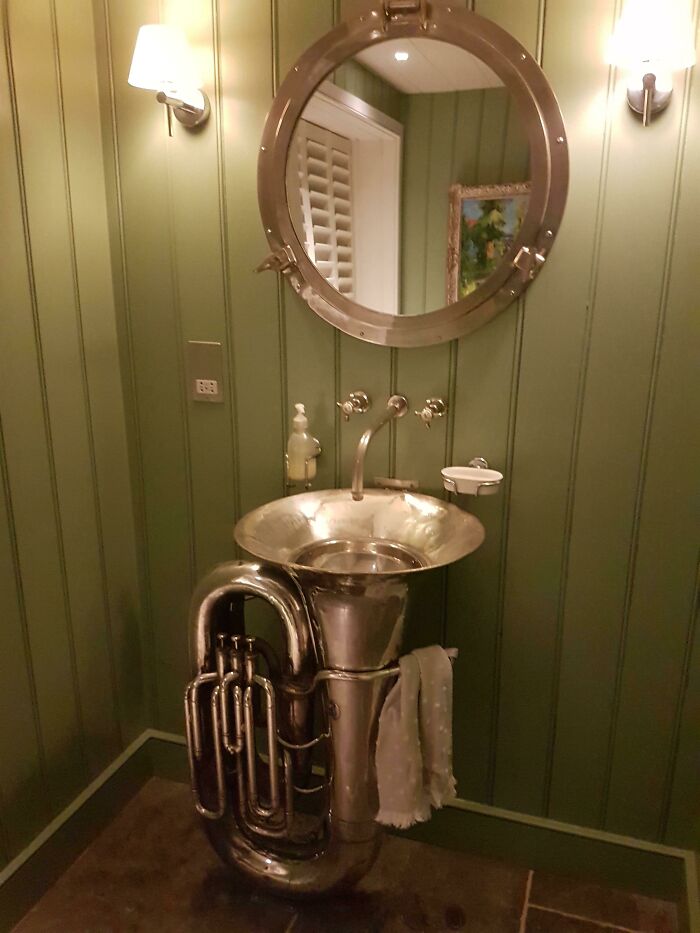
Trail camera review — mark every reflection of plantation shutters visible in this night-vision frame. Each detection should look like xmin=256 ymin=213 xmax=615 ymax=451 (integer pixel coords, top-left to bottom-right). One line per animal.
xmin=288 ymin=119 xmax=355 ymax=298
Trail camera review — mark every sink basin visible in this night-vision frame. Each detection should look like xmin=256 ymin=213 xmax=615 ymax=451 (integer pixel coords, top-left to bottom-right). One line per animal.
xmin=234 ymin=488 xmax=485 ymax=576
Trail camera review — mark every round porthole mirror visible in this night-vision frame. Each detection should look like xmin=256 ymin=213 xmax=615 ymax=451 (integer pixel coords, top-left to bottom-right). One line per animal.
xmin=257 ymin=0 xmax=569 ymax=348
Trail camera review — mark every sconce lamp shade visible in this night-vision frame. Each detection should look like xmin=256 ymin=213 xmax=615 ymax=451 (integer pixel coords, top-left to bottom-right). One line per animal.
xmin=128 ymin=24 xmax=202 ymax=109
xmin=608 ymin=0 xmax=696 ymax=73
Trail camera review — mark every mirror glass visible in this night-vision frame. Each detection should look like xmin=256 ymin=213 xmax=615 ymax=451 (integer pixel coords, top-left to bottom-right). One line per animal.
xmin=285 ymin=38 xmax=531 ymax=317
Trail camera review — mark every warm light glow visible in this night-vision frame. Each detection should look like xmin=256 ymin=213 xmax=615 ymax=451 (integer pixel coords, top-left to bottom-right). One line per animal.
xmin=394 ymin=51 xmax=410 ymax=62
xmin=608 ymin=0 xmax=696 ymax=73
xmin=128 ymin=24 xmax=203 ymax=108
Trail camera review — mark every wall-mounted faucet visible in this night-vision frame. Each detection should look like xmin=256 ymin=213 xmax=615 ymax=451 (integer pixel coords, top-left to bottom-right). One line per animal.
xmin=337 ymin=391 xmax=371 ymax=422
xmin=352 ymin=395 xmax=408 ymax=501
xmin=414 ymin=398 xmax=447 ymax=429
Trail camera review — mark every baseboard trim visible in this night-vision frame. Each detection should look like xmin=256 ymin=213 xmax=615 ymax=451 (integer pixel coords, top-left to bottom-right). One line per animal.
xmin=1 ymin=730 xmax=698 ymax=932
xmin=0 ymin=731 xmax=153 ymax=931
xmin=148 ymin=733 xmax=699 ymax=929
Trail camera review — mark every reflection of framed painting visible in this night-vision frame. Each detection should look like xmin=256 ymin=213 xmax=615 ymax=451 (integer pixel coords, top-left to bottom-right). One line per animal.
xmin=447 ymin=182 xmax=531 ymax=303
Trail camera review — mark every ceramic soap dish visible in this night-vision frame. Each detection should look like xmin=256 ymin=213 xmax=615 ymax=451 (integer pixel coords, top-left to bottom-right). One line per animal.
xmin=442 ymin=458 xmax=503 ymax=497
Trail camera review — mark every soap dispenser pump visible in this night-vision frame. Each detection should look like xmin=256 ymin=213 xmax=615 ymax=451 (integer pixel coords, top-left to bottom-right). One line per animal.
xmin=286 ymin=403 xmax=321 ymax=488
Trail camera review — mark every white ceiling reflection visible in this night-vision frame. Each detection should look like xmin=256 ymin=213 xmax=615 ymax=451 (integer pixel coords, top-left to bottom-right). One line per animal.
xmin=355 ymin=38 xmax=503 ymax=94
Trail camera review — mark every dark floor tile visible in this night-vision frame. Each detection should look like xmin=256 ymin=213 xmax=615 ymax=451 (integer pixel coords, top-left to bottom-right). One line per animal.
xmin=14 ymin=779 xmax=295 ymax=933
xmin=13 ymin=777 xmax=530 ymax=932
xmin=290 ymin=835 xmax=528 ymax=933
xmin=11 ymin=778 xmax=524 ymax=933
xmin=526 ymin=906 xmax=630 ymax=932
xmin=530 ymin=871 xmax=678 ymax=933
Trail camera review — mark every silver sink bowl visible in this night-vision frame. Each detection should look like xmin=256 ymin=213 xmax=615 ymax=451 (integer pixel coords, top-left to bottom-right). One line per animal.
xmin=234 ymin=489 xmax=484 ymax=576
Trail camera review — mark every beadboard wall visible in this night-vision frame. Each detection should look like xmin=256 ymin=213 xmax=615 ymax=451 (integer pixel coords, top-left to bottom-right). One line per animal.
xmin=95 ymin=0 xmax=700 ymax=847
xmin=0 ymin=0 xmax=146 ymax=868
xmin=0 ymin=0 xmax=698 ymax=871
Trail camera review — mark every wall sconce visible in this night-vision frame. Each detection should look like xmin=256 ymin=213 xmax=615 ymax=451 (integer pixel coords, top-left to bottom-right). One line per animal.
xmin=608 ymin=0 xmax=696 ymax=125
xmin=128 ymin=24 xmax=210 ymax=135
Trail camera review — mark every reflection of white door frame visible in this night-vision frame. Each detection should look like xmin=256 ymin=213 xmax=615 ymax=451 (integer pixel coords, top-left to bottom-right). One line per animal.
xmin=303 ymin=81 xmax=403 ymax=315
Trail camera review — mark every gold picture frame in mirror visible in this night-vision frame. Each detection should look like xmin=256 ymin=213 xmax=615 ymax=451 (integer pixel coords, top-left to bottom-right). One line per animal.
xmin=257 ymin=0 xmax=569 ymax=348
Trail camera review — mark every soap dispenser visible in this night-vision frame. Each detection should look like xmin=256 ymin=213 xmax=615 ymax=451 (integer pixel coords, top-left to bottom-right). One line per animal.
xmin=286 ymin=403 xmax=321 ymax=487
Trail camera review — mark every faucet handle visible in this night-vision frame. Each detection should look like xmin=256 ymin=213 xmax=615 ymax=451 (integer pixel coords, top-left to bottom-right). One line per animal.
xmin=414 ymin=398 xmax=447 ymax=429
xmin=337 ymin=391 xmax=371 ymax=422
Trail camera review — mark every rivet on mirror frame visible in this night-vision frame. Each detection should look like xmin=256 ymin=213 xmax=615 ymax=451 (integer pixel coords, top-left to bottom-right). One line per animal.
xmin=557 ymin=136 xmax=565 ymax=143
xmin=521 ymin=53 xmax=527 ymax=60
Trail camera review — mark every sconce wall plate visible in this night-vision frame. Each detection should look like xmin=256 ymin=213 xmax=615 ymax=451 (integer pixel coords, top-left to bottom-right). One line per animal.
xmin=156 ymin=90 xmax=211 ymax=129
xmin=626 ymin=72 xmax=672 ymax=125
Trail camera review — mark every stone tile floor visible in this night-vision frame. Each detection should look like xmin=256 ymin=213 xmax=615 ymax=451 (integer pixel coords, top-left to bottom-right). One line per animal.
xmin=14 ymin=779 xmax=678 ymax=933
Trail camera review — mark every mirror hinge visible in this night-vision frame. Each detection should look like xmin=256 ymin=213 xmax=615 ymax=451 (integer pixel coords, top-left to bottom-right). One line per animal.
xmin=382 ymin=0 xmax=430 ymax=30
xmin=512 ymin=246 xmax=547 ymax=282
xmin=255 ymin=245 xmax=298 ymax=275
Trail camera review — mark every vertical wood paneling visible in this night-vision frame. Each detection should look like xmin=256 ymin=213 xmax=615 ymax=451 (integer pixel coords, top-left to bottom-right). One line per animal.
xmin=104 ymin=0 xmax=194 ymax=733
xmin=547 ymin=18 xmax=690 ymax=831
xmin=1 ymin=0 xmax=87 ymax=814
xmin=498 ymin=0 xmax=617 ymax=818
xmin=0 ymin=6 xmax=53 ymax=860
xmin=11 ymin=0 xmax=120 ymax=778
xmin=604 ymin=22 xmax=700 ymax=840
xmin=448 ymin=0 xmax=541 ymax=808
xmin=0 ymin=426 xmax=48 ymax=855
xmin=4 ymin=0 xmax=700 ymax=865
xmin=218 ymin=0 xmax=284 ymax=517
xmin=0 ymin=0 xmax=144 ymax=854
xmin=97 ymin=0 xmax=700 ymax=852
xmin=162 ymin=0 xmax=237 ymax=578
xmin=659 ymin=39 xmax=700 ymax=847
xmin=665 ymin=583 xmax=700 ymax=846
xmin=91 ymin=0 xmax=157 ymax=733
xmin=56 ymin=0 xmax=146 ymax=744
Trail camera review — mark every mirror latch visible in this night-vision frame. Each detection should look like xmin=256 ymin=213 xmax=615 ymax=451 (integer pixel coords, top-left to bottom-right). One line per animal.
xmin=255 ymin=245 xmax=298 ymax=275
xmin=512 ymin=246 xmax=547 ymax=282
xmin=382 ymin=0 xmax=429 ymax=30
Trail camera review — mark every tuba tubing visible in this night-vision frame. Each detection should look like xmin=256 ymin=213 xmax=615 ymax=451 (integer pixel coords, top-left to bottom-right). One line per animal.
xmin=186 ymin=561 xmax=385 ymax=895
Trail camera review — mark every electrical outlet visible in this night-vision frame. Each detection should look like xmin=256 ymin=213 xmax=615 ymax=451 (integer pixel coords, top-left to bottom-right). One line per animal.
xmin=195 ymin=379 xmax=219 ymax=397
xmin=187 ymin=341 xmax=224 ymax=404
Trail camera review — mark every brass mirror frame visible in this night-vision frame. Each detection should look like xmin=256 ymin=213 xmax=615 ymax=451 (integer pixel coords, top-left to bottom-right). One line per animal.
xmin=258 ymin=0 xmax=569 ymax=348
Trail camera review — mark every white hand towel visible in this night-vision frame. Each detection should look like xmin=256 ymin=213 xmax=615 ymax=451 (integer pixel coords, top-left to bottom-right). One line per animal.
xmin=375 ymin=646 xmax=457 ymax=828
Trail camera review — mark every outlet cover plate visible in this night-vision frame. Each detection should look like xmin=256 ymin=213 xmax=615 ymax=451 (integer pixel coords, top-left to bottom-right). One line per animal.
xmin=187 ymin=341 xmax=224 ymax=404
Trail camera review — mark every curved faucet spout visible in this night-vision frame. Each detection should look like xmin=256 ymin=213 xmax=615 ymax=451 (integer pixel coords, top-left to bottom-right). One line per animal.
xmin=351 ymin=395 xmax=408 ymax=501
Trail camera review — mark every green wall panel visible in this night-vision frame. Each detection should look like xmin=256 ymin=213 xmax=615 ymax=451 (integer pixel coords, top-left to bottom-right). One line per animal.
xmin=498 ymin=0 xmax=617 ymax=820
xmin=606 ymin=20 xmax=700 ymax=841
xmin=218 ymin=0 xmax=285 ymax=517
xmin=56 ymin=0 xmax=146 ymax=747
xmin=97 ymin=0 xmax=700 ymax=850
xmin=660 ymin=28 xmax=700 ymax=844
xmin=548 ymin=8 xmax=694 ymax=833
xmin=0 ymin=0 xmax=145 ymax=860
xmin=102 ymin=0 xmax=195 ymax=734
xmin=2 ymin=0 xmax=700 ymax=872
